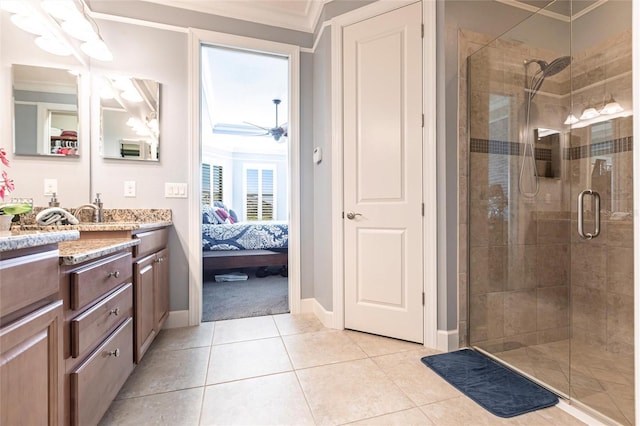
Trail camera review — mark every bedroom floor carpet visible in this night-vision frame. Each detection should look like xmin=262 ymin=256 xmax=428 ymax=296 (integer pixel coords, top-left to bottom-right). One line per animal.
xmin=202 ymin=270 xmax=289 ymax=321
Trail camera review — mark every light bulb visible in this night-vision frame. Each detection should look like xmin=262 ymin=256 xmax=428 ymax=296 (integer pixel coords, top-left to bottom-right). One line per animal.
xmin=121 ymin=89 xmax=143 ymax=103
xmin=61 ymin=16 xmax=98 ymax=42
xmin=41 ymin=0 xmax=82 ymax=21
xmin=10 ymin=14 xmax=47 ymax=35
xmin=80 ymin=39 xmax=113 ymax=61
xmin=1 ymin=0 xmax=31 ymax=15
xmin=34 ymin=36 xmax=73 ymax=56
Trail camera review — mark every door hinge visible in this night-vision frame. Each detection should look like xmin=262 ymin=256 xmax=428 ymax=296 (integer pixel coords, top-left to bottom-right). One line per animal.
xmin=342 ymin=211 xmax=344 ymax=219
xmin=421 ymin=24 xmax=424 ymax=38
xmin=421 ymin=114 xmax=424 ymax=127
xmin=422 ymin=203 xmax=424 ymax=216
xmin=422 ymin=292 xmax=425 ymax=306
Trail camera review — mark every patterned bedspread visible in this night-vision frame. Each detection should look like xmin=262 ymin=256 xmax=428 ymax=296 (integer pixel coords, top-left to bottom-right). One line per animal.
xmin=202 ymin=221 xmax=288 ymax=251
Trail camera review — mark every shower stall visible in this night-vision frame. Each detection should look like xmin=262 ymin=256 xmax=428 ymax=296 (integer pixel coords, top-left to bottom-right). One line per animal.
xmin=466 ymin=1 xmax=634 ymax=424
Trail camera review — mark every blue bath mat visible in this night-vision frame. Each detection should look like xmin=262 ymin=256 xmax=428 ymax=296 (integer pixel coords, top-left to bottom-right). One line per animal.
xmin=421 ymin=349 xmax=558 ymax=418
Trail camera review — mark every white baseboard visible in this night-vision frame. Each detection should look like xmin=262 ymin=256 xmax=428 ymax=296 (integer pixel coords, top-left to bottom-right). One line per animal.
xmin=300 ymin=298 xmax=335 ymax=329
xmin=437 ymin=329 xmax=459 ymax=352
xmin=163 ymin=310 xmax=190 ymax=329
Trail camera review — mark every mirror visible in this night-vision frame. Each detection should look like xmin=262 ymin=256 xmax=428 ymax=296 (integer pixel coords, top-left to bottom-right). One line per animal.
xmin=534 ymin=128 xmax=561 ymax=178
xmin=98 ymin=75 xmax=160 ymax=161
xmin=12 ymin=64 xmax=79 ymax=157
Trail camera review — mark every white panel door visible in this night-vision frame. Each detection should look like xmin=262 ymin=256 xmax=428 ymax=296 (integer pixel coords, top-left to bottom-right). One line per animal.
xmin=343 ymin=2 xmax=423 ymax=343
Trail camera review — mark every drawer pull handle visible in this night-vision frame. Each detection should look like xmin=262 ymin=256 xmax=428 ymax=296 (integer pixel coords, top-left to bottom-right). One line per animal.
xmin=155 ymin=257 xmax=164 ymax=263
xmin=109 ymin=307 xmax=120 ymax=316
xmin=108 ymin=271 xmax=120 ymax=279
xmin=107 ymin=348 xmax=120 ymax=357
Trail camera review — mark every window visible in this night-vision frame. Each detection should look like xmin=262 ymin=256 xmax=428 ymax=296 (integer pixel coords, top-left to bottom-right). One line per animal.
xmin=244 ymin=165 xmax=275 ymax=221
xmin=202 ymin=163 xmax=223 ymax=205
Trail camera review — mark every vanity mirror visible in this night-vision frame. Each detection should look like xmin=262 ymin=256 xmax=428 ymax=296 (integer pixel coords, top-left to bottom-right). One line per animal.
xmin=13 ymin=64 xmax=80 ymax=157
xmin=98 ymin=75 xmax=160 ymax=161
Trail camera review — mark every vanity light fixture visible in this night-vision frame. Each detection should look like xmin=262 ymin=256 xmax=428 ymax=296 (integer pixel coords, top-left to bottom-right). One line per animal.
xmin=2 ymin=0 xmax=114 ymax=61
xmin=563 ymin=113 xmax=579 ymax=125
xmin=600 ymin=95 xmax=624 ymax=115
xmin=579 ymin=105 xmax=600 ymax=120
xmin=35 ymin=35 xmax=73 ymax=56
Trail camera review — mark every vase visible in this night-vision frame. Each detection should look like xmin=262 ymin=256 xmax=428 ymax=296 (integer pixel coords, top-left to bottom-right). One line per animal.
xmin=0 ymin=214 xmax=14 ymax=232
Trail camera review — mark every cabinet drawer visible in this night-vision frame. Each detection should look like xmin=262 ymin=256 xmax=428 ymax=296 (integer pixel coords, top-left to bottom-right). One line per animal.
xmin=70 ymin=252 xmax=132 ymax=310
xmin=134 ymin=228 xmax=168 ymax=258
xmin=70 ymin=318 xmax=134 ymax=426
xmin=70 ymin=283 xmax=133 ymax=358
xmin=0 ymin=250 xmax=59 ymax=318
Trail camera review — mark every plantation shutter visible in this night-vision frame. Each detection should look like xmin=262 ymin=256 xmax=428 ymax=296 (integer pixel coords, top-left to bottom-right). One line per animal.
xmin=245 ymin=167 xmax=276 ymax=221
xmin=212 ymin=165 xmax=223 ymax=202
xmin=202 ymin=163 xmax=211 ymax=205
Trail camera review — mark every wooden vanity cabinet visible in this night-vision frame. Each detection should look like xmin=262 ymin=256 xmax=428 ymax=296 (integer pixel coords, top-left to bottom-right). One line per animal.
xmin=60 ymin=249 xmax=134 ymax=426
xmin=0 ymin=245 xmax=63 ymax=426
xmin=132 ymin=228 xmax=169 ymax=363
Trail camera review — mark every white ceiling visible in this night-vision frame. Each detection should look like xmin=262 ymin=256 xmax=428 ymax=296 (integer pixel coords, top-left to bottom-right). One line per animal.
xmin=143 ymin=0 xmax=325 ymax=32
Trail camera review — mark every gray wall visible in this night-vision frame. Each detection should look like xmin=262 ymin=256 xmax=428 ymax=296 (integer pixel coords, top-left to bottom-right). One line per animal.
xmin=300 ymin=52 xmax=314 ymax=299
xmin=312 ymin=30 xmax=333 ymax=310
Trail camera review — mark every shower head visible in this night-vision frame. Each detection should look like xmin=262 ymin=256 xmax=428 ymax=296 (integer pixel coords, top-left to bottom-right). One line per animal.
xmin=542 ymin=56 xmax=572 ymax=77
xmin=526 ymin=56 xmax=572 ymax=99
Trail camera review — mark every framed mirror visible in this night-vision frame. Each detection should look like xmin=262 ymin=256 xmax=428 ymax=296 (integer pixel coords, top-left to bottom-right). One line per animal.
xmin=98 ymin=75 xmax=160 ymax=161
xmin=12 ymin=64 xmax=80 ymax=157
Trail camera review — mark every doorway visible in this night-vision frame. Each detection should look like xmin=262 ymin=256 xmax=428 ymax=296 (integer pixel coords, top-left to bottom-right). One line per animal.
xmin=187 ymin=30 xmax=301 ymax=326
xmin=200 ymin=45 xmax=290 ymax=322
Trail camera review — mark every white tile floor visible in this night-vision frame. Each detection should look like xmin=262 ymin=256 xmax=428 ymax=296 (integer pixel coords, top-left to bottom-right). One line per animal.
xmin=100 ymin=314 xmax=587 ymax=426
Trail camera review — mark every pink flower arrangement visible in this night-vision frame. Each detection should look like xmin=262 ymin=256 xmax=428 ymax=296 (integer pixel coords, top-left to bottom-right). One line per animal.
xmin=0 ymin=148 xmax=15 ymax=201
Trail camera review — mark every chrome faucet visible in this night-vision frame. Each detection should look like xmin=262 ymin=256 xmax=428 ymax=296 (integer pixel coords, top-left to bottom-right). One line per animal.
xmin=74 ymin=204 xmax=100 ymax=223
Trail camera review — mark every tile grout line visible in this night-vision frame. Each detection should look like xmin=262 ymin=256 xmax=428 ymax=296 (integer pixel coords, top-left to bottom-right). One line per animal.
xmin=197 ymin=321 xmax=216 ymax=425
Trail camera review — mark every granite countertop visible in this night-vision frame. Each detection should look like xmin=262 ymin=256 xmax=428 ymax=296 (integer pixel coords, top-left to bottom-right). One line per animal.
xmin=0 ymin=230 xmax=80 ymax=252
xmin=59 ymin=238 xmax=140 ymax=265
xmin=19 ymin=220 xmax=173 ymax=232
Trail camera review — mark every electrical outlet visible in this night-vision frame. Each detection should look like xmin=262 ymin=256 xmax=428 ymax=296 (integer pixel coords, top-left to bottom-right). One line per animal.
xmin=124 ymin=181 xmax=136 ymax=197
xmin=44 ymin=178 xmax=58 ymax=196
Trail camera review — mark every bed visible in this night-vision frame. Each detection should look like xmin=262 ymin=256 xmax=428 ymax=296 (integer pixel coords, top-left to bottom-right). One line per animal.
xmin=202 ymin=204 xmax=288 ymax=273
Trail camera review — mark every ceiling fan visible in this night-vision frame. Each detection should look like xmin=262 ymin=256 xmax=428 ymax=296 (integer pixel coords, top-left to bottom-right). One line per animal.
xmin=244 ymin=99 xmax=288 ymax=142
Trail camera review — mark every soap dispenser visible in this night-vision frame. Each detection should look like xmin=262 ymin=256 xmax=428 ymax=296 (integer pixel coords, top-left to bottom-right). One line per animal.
xmin=94 ymin=193 xmax=104 ymax=222
xmin=49 ymin=193 xmax=60 ymax=207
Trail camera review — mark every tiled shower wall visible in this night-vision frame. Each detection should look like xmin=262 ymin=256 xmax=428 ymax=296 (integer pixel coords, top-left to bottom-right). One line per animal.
xmin=459 ymin=28 xmax=634 ymax=356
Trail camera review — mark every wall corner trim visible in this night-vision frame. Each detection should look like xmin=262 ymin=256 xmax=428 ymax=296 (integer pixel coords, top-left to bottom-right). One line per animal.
xmin=300 ymin=298 xmax=335 ymax=329
xmin=436 ymin=329 xmax=459 ymax=352
xmin=163 ymin=310 xmax=190 ymax=329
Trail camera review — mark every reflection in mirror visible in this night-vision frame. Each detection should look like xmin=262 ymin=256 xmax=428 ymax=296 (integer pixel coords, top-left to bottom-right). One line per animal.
xmin=534 ymin=128 xmax=561 ymax=178
xmin=99 ymin=75 xmax=160 ymax=161
xmin=13 ymin=64 xmax=79 ymax=157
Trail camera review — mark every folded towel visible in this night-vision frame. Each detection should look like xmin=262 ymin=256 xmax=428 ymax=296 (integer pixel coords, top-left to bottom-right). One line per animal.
xmin=36 ymin=208 xmax=79 ymax=226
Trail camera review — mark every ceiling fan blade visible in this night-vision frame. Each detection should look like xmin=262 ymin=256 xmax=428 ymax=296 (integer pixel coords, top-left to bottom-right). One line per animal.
xmin=243 ymin=121 xmax=270 ymax=131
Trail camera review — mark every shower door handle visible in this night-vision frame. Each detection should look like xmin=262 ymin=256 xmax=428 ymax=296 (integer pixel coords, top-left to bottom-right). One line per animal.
xmin=577 ymin=189 xmax=601 ymax=239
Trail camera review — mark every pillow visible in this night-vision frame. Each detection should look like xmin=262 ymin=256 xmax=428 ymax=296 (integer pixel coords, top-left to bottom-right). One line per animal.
xmin=228 ymin=209 xmax=238 ymax=223
xmin=213 ymin=207 xmax=230 ymax=224
xmin=213 ymin=201 xmax=227 ymax=210
xmin=202 ymin=205 xmax=219 ymax=224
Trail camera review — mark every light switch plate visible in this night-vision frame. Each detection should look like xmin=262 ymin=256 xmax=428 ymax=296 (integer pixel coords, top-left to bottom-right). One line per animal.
xmin=165 ymin=183 xmax=187 ymax=198
xmin=44 ymin=178 xmax=57 ymax=196
xmin=124 ymin=181 xmax=136 ymax=197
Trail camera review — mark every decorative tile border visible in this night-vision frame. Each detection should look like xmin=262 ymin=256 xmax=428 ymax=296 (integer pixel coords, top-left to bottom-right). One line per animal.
xmin=470 ymin=136 xmax=633 ymax=160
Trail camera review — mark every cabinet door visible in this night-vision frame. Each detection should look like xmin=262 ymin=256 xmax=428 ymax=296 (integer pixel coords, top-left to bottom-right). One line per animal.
xmin=133 ymin=254 xmax=156 ymax=363
xmin=154 ymin=248 xmax=170 ymax=331
xmin=1 ymin=300 xmax=63 ymax=426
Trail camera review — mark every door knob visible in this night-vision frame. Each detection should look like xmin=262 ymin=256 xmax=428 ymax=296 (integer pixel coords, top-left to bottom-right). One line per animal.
xmin=346 ymin=212 xmax=362 ymax=220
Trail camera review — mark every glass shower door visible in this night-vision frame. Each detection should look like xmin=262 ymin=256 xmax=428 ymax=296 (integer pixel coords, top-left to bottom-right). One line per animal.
xmin=467 ymin=1 xmax=634 ymax=423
